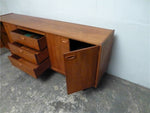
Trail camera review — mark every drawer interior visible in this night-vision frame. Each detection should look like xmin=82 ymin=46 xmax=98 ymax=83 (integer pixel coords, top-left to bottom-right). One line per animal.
xmin=69 ymin=39 xmax=94 ymax=51
xmin=12 ymin=29 xmax=44 ymax=39
xmin=11 ymin=54 xmax=21 ymax=60
xmin=12 ymin=42 xmax=22 ymax=47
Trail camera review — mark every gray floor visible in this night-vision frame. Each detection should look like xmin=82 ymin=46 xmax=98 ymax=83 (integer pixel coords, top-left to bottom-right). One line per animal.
xmin=0 ymin=48 xmax=150 ymax=113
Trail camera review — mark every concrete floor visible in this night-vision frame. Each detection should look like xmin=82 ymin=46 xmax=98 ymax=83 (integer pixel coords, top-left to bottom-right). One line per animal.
xmin=0 ymin=48 xmax=150 ymax=113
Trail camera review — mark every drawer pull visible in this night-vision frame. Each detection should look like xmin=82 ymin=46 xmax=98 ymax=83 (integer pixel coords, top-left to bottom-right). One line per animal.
xmin=62 ymin=40 xmax=68 ymax=43
xmin=65 ymin=55 xmax=76 ymax=60
xmin=19 ymin=49 xmax=23 ymax=53
xmin=21 ymin=37 xmax=25 ymax=40
xmin=11 ymin=29 xmax=47 ymax=50
xmin=19 ymin=63 xmax=22 ymax=66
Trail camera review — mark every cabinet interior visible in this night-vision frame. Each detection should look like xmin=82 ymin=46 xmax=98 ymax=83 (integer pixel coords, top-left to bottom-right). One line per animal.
xmin=69 ymin=39 xmax=94 ymax=51
xmin=12 ymin=29 xmax=43 ymax=39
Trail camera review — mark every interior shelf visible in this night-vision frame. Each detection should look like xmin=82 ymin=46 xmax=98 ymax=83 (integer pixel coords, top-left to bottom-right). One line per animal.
xmin=69 ymin=39 xmax=94 ymax=51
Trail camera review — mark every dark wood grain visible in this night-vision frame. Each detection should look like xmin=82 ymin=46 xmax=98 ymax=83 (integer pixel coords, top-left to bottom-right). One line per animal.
xmin=0 ymin=23 xmax=8 ymax=48
xmin=95 ymin=31 xmax=114 ymax=87
xmin=46 ymin=33 xmax=70 ymax=74
xmin=3 ymin=22 xmax=17 ymax=43
xmin=8 ymin=42 xmax=48 ymax=64
xmin=17 ymin=26 xmax=45 ymax=35
xmin=10 ymin=29 xmax=46 ymax=50
xmin=1 ymin=13 xmax=114 ymax=94
xmin=8 ymin=55 xmax=49 ymax=78
xmin=0 ymin=23 xmax=5 ymax=47
xmin=64 ymin=46 xmax=99 ymax=94
xmin=0 ymin=13 xmax=114 ymax=45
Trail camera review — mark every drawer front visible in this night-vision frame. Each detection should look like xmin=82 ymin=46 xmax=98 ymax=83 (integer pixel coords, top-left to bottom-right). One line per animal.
xmin=8 ymin=55 xmax=50 ymax=78
xmin=11 ymin=29 xmax=46 ymax=50
xmin=8 ymin=43 xmax=48 ymax=64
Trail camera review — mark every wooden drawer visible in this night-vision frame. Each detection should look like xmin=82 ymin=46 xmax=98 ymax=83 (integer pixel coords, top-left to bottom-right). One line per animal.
xmin=8 ymin=55 xmax=50 ymax=78
xmin=8 ymin=42 xmax=48 ymax=64
xmin=11 ymin=29 xmax=46 ymax=50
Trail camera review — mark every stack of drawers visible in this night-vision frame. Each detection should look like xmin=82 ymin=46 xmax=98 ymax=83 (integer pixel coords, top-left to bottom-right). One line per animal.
xmin=8 ymin=28 xmax=50 ymax=78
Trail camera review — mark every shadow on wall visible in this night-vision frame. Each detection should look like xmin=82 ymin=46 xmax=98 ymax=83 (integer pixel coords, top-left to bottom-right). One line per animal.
xmin=107 ymin=33 xmax=119 ymax=73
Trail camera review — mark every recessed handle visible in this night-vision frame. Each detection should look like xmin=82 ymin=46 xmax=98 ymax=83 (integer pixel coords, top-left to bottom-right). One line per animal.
xmin=19 ymin=63 xmax=22 ymax=66
xmin=65 ymin=55 xmax=76 ymax=60
xmin=62 ymin=40 xmax=68 ymax=43
xmin=19 ymin=49 xmax=23 ymax=53
xmin=21 ymin=37 xmax=25 ymax=40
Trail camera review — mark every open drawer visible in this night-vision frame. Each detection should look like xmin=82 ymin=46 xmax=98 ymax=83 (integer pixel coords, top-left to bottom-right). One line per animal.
xmin=64 ymin=39 xmax=99 ymax=94
xmin=11 ymin=29 xmax=46 ymax=50
xmin=8 ymin=42 xmax=48 ymax=64
xmin=8 ymin=55 xmax=50 ymax=78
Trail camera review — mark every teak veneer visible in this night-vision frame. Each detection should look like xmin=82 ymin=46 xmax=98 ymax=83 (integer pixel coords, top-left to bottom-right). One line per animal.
xmin=0 ymin=13 xmax=114 ymax=94
xmin=0 ymin=22 xmax=9 ymax=48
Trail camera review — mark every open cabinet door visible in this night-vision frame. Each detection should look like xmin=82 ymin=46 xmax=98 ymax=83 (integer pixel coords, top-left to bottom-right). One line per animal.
xmin=64 ymin=46 xmax=99 ymax=94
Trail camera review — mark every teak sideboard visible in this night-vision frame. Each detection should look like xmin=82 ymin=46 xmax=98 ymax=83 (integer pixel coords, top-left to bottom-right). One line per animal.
xmin=0 ymin=13 xmax=114 ymax=94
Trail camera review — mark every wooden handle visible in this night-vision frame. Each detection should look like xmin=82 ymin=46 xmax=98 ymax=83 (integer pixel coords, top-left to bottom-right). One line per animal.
xmin=65 ymin=55 xmax=76 ymax=60
xmin=19 ymin=49 xmax=23 ymax=53
xmin=21 ymin=37 xmax=25 ymax=40
xmin=19 ymin=63 xmax=22 ymax=66
xmin=62 ymin=40 xmax=68 ymax=43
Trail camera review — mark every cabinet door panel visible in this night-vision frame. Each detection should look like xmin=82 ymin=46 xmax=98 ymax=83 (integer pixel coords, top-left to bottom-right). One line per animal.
xmin=46 ymin=33 xmax=70 ymax=74
xmin=64 ymin=46 xmax=99 ymax=94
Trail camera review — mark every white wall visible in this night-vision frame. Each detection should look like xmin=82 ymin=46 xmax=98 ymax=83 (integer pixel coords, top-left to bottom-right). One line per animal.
xmin=0 ymin=0 xmax=150 ymax=88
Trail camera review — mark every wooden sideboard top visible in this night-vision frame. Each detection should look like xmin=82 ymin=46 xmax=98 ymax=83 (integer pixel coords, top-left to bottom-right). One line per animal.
xmin=0 ymin=13 xmax=114 ymax=45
